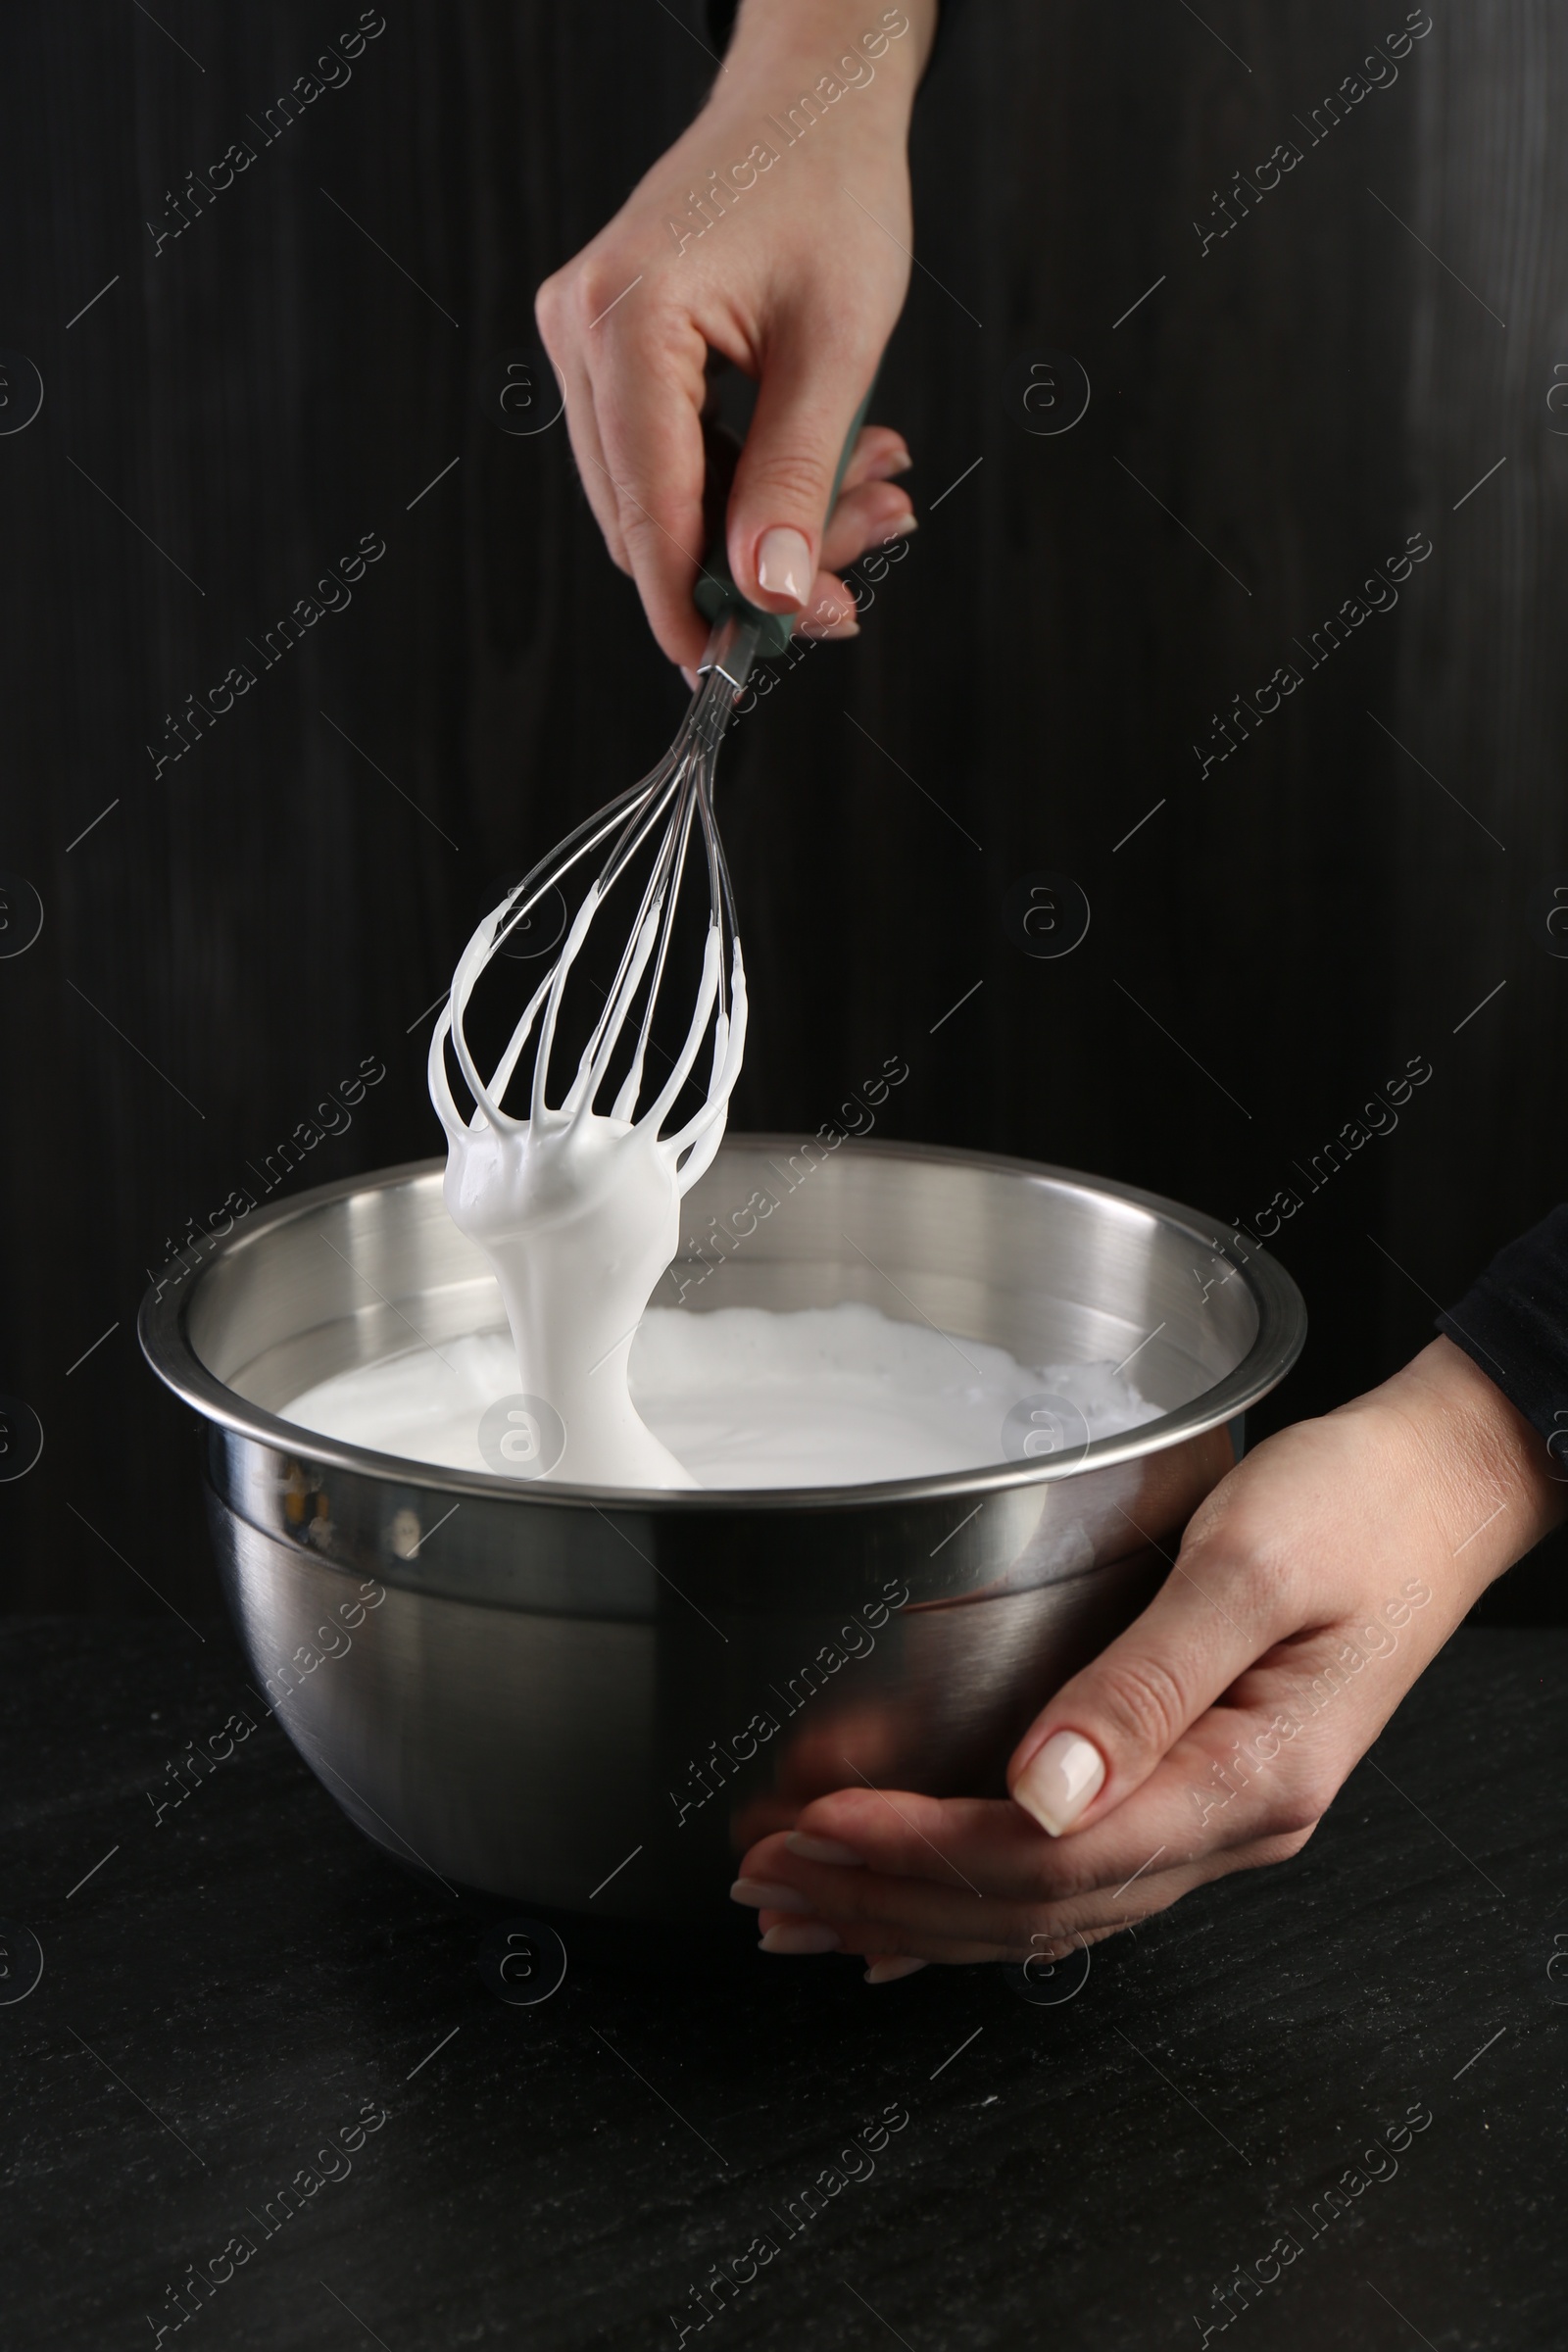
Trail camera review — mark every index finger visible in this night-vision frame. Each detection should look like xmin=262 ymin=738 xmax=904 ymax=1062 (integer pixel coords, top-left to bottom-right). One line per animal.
xmin=744 ymin=1755 xmax=1206 ymax=1909
xmin=587 ymin=306 xmax=714 ymax=668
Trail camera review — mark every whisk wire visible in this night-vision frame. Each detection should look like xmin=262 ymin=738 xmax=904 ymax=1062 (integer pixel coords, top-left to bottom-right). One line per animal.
xmin=429 ymin=612 xmax=757 ymax=1182
xmin=578 ymin=774 xmax=687 ymax=1101
xmin=607 ymin=795 xmax=693 ymax=1122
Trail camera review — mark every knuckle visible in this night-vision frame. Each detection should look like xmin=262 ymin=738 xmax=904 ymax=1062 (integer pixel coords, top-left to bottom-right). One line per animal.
xmin=1187 ymin=1513 xmax=1298 ymax=1619
xmin=1023 ymin=1844 xmax=1100 ymax=1906
xmin=618 ymin=509 xmax=690 ymax=575
xmin=1124 ymin=1885 xmax=1181 ymax=1929
xmin=1016 ymin=1925 xmax=1070 ymax=1965
xmin=616 ymin=503 xmax=665 ymax=547
xmin=1263 ymin=1795 xmax=1323 ymax=1842
xmin=570 ymin=270 xmax=618 ymax=330
xmin=742 ymin=444 xmax=834 ymax=514
xmin=1261 ymin=1773 xmax=1331 ymax=1839
xmin=1243 ymin=1531 xmax=1312 ymax=1619
xmin=540 ymin=261 xmax=621 ymax=345
xmin=1106 ymin=1899 xmax=1173 ymax=1947
xmin=1092 ymin=1651 xmax=1191 ymax=1758
xmin=1257 ymin=1823 xmax=1319 ymax=1863
xmin=1237 ymin=1817 xmax=1321 ymax=1873
xmin=572 ymin=260 xmax=664 ymax=346
xmin=533 ymin=269 xmax=572 ymax=348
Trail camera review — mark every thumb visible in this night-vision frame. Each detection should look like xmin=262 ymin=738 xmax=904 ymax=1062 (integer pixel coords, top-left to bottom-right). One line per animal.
xmin=726 ymin=330 xmax=877 ymax=616
xmin=1004 ymin=1533 xmax=1288 ymax=1838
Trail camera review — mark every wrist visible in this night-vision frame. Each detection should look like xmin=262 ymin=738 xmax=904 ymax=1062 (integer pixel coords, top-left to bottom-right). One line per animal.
xmin=728 ymin=0 xmax=937 ymax=73
xmin=1362 ymin=1336 xmax=1567 ymax=1603
xmin=714 ymin=2 xmax=933 ymax=132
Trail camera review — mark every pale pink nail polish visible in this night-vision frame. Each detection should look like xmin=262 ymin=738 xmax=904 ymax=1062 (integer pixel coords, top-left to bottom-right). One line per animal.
xmin=760 ymin=1923 xmax=841 ymax=1955
xmin=756 ymin=525 xmax=811 ymax=604
xmin=730 ymin=1878 xmax=813 ymax=1912
xmin=785 ymin=1833 xmax=863 ymax=1866
xmin=865 ymin=1957 xmax=927 ymax=1985
xmin=1012 ymin=1730 xmax=1105 ymax=1837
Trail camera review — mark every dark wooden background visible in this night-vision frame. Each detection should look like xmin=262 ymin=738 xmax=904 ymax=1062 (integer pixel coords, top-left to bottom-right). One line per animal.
xmin=2 ymin=1 xmax=1564 ymax=1617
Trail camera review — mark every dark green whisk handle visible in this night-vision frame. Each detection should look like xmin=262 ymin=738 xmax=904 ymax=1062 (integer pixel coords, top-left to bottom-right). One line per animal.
xmin=693 ymin=373 xmax=879 ymax=660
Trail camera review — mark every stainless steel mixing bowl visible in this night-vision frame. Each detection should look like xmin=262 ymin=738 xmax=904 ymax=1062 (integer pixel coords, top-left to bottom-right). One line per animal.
xmin=139 ymin=1137 xmax=1304 ymax=1932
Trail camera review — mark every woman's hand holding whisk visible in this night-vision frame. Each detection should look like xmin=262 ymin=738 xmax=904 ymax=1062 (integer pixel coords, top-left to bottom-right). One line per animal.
xmin=536 ymin=0 xmax=936 ymax=672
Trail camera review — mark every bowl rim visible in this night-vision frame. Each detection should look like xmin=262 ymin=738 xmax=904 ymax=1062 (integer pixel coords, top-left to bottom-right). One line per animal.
xmin=138 ymin=1135 xmax=1306 ymax=1514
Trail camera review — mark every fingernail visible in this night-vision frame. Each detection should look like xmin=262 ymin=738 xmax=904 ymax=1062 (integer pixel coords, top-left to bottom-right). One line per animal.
xmin=886 ymin=512 xmax=918 ymax=538
xmin=869 ymin=444 xmax=912 ymax=479
xmin=680 ymin=664 xmax=699 ymax=690
xmin=760 ymin=1923 xmax=841 ymax=1955
xmin=865 ymin=1957 xmax=927 ymax=1985
xmin=1013 ymin=1730 xmax=1106 ymax=1837
xmin=785 ymin=1834 xmax=863 ymax=1866
xmin=756 ymin=525 xmax=812 ymax=605
xmin=730 ymin=1878 xmax=813 ymax=1913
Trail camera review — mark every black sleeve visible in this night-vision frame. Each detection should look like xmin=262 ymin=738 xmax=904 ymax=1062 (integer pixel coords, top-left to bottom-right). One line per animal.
xmin=1438 ymin=1205 xmax=1568 ymax=1446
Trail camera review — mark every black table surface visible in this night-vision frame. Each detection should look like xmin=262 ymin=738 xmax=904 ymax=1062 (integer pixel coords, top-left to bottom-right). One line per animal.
xmin=3 ymin=1615 xmax=1566 ymax=2352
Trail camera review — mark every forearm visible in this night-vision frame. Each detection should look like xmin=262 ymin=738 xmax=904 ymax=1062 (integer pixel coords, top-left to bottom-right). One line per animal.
xmin=707 ymin=2 xmax=937 ymax=137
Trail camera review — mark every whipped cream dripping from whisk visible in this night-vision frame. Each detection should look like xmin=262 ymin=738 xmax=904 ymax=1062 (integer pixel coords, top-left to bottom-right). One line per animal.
xmin=429 ymin=878 xmax=747 ymax=1489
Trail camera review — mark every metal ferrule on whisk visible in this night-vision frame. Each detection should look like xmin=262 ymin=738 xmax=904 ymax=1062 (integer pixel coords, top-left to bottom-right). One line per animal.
xmin=695 ymin=607 xmax=761 ymax=689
